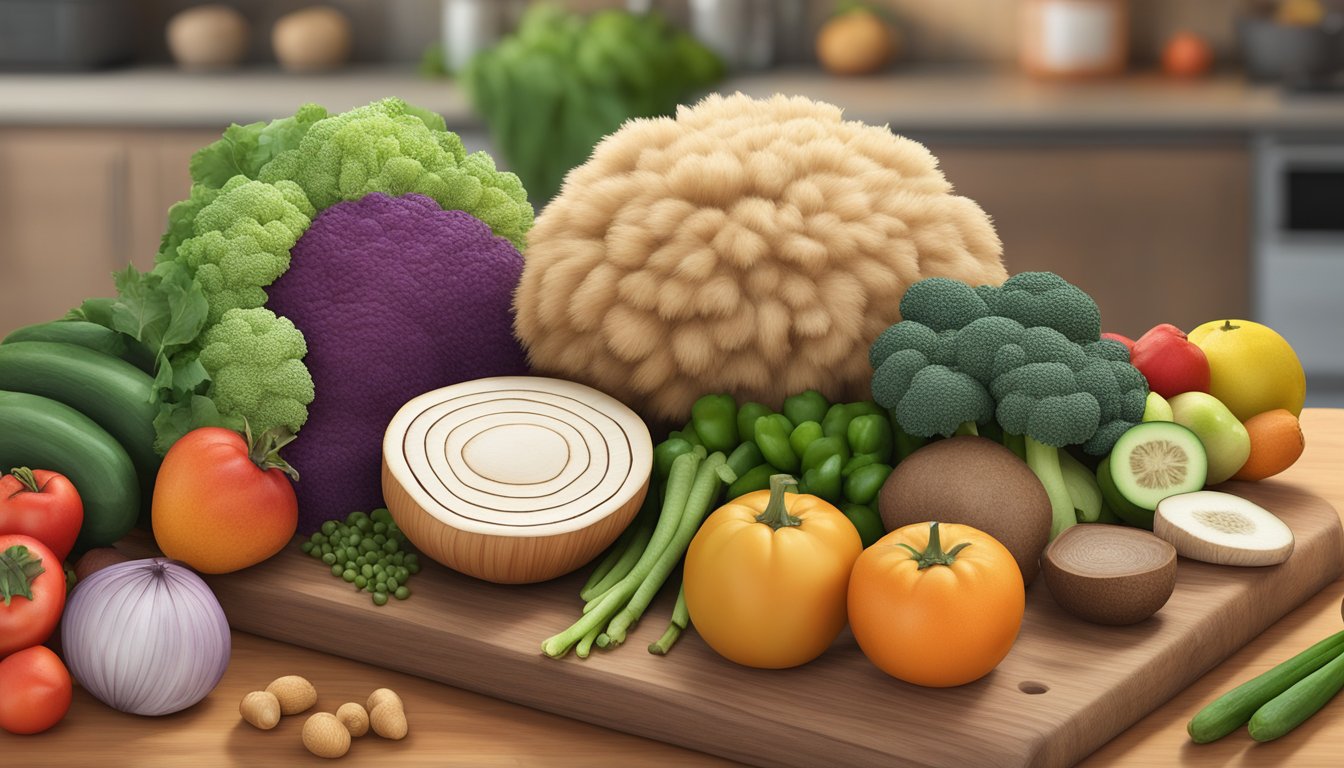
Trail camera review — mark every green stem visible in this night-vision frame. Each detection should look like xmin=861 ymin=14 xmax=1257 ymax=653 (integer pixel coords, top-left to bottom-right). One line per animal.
xmin=953 ymin=422 xmax=979 ymax=437
xmin=575 ymin=625 xmax=602 ymax=659
xmin=7 ymin=467 xmax=40 ymax=494
xmin=754 ymin=475 xmax=801 ymax=531
xmin=0 ymin=544 xmax=45 ymax=606
xmin=1003 ymin=433 xmax=1027 ymax=461
xmin=244 ymin=419 xmax=300 ymax=482
xmin=895 ymin=522 xmax=971 ymax=569
xmin=892 ymin=420 xmax=926 ymax=462
xmin=1024 ymin=436 xmax=1076 ymax=540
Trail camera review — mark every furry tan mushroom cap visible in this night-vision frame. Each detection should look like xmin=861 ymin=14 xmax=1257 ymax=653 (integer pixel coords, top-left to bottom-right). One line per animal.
xmin=514 ymin=92 xmax=1006 ymax=423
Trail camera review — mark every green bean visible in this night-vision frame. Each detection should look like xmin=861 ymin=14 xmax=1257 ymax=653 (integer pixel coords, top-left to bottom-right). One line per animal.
xmin=648 ymin=581 xmax=688 ymax=655
xmin=605 ymin=452 xmax=728 ymax=645
xmin=541 ymin=449 xmax=704 ymax=658
xmin=580 ymin=494 xmax=650 ymax=597
xmin=580 ymin=497 xmax=658 ymax=602
xmin=576 ymin=625 xmax=602 ymax=659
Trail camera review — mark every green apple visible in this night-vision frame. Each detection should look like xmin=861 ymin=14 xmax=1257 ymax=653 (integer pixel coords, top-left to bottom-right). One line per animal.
xmin=1168 ymin=392 xmax=1251 ymax=484
xmin=1143 ymin=391 xmax=1174 ymax=422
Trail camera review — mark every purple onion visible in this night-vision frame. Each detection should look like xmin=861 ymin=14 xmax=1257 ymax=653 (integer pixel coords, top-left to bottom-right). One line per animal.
xmin=60 ymin=558 xmax=231 ymax=716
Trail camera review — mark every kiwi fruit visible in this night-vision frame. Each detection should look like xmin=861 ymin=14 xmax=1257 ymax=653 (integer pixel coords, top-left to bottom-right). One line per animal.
xmin=878 ymin=435 xmax=1051 ymax=583
xmin=1109 ymin=422 xmax=1207 ymax=511
xmin=1042 ymin=524 xmax=1177 ymax=625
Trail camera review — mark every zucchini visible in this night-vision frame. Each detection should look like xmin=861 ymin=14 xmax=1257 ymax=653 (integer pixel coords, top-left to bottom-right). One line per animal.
xmin=0 ymin=390 xmax=140 ymax=552
xmin=1249 ymin=638 xmax=1344 ymax=742
xmin=1189 ymin=629 xmax=1344 ymax=743
xmin=2 ymin=319 xmax=156 ymax=374
xmin=0 ymin=341 xmax=160 ymax=527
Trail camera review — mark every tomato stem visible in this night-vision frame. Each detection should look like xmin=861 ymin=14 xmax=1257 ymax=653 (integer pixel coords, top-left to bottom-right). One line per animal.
xmin=1221 ymin=320 xmax=1240 ymax=332
xmin=0 ymin=544 xmax=45 ymax=606
xmin=754 ymin=474 xmax=802 ymax=531
xmin=896 ymin=522 xmax=971 ymax=570
xmin=242 ymin=419 xmax=300 ymax=482
xmin=7 ymin=467 xmax=40 ymax=494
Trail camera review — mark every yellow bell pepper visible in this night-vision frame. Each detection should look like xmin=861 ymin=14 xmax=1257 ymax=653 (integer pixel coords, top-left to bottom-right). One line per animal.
xmin=684 ymin=474 xmax=863 ymax=669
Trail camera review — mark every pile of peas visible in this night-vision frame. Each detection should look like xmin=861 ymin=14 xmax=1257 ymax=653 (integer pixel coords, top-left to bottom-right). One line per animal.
xmin=300 ymin=508 xmax=421 ymax=605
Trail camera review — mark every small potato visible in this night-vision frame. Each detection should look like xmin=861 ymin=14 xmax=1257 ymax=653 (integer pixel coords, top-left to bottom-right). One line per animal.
xmin=303 ymin=712 xmax=352 ymax=759
xmin=366 ymin=687 xmax=403 ymax=714
xmin=370 ymin=702 xmax=408 ymax=740
xmin=336 ymin=702 xmax=369 ymax=737
xmin=239 ymin=690 xmax=280 ymax=730
xmin=266 ymin=675 xmax=317 ymax=715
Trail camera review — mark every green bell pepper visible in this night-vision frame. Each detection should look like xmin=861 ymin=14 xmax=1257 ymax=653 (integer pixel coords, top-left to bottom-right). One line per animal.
xmin=653 ymin=437 xmax=694 ymax=479
xmin=788 ymin=420 xmax=824 ymax=460
xmin=727 ymin=463 xmax=774 ymax=500
xmin=801 ymin=436 xmax=850 ymax=475
xmin=669 ymin=423 xmax=703 ymax=448
xmin=726 ymin=441 xmax=765 ymax=478
xmin=842 ymin=453 xmax=882 ymax=477
xmin=821 ymin=403 xmax=854 ymax=439
xmin=782 ymin=389 xmax=829 ymax=428
xmin=801 ymin=453 xmax=844 ymax=503
xmin=844 ymin=462 xmax=892 ymax=506
xmin=753 ymin=414 xmax=798 ymax=473
xmin=840 ymin=503 xmax=886 ymax=548
xmin=736 ymin=402 xmax=772 ymax=446
xmin=691 ymin=394 xmax=739 ymax=453
xmin=848 ymin=414 xmax=893 ymax=464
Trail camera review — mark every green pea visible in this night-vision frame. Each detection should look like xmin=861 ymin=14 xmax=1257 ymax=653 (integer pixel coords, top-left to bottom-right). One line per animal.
xmin=373 ymin=521 xmax=387 ymax=535
xmin=342 ymin=569 xmax=356 ymax=582
xmin=373 ymin=534 xmax=387 ymax=546
xmin=355 ymin=575 xmax=368 ymax=588
xmin=310 ymin=532 xmax=326 ymax=545
xmin=361 ymin=564 xmax=374 ymax=578
xmin=375 ymin=581 xmax=388 ymax=593
xmin=395 ymin=567 xmax=409 ymax=582
xmin=320 ymin=543 xmax=332 ymax=555
xmin=321 ymin=552 xmax=337 ymax=565
xmin=321 ymin=520 xmax=337 ymax=536
xmin=301 ymin=541 xmax=315 ymax=554
xmin=391 ymin=552 xmax=405 ymax=565
xmin=373 ymin=592 xmax=389 ymax=606
xmin=407 ymin=562 xmax=421 ymax=575
xmin=386 ymin=577 xmax=399 ymax=590
xmin=331 ymin=564 xmax=343 ymax=577
xmin=382 ymin=540 xmax=398 ymax=554
xmin=394 ymin=586 xmax=410 ymax=600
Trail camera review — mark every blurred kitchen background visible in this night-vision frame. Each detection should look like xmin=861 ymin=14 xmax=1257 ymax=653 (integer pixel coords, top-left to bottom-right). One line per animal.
xmin=1 ymin=0 xmax=1341 ymax=405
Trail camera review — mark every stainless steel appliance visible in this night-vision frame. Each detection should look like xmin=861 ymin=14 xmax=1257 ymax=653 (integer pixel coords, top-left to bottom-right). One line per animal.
xmin=1254 ymin=135 xmax=1344 ymax=403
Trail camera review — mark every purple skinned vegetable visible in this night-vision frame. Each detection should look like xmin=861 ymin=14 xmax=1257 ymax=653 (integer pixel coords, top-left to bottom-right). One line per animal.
xmin=267 ymin=192 xmax=529 ymax=530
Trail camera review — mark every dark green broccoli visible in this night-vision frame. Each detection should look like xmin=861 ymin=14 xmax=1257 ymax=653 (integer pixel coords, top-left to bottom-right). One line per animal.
xmin=869 ymin=271 xmax=1149 ymax=539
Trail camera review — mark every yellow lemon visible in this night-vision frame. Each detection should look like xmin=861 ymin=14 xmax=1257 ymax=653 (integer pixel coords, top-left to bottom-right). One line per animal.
xmin=1187 ymin=319 xmax=1306 ymax=422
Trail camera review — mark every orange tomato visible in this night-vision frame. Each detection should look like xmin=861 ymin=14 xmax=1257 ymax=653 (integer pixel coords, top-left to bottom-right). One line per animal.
xmin=848 ymin=521 xmax=1024 ymax=687
xmin=684 ymin=475 xmax=862 ymax=669
xmin=1163 ymin=33 xmax=1213 ymax=78
xmin=152 ymin=427 xmax=298 ymax=574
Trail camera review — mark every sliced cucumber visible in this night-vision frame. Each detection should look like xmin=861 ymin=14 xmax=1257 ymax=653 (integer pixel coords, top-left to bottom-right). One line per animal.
xmin=1098 ymin=454 xmax=1154 ymax=529
xmin=1109 ymin=422 xmax=1208 ymax=512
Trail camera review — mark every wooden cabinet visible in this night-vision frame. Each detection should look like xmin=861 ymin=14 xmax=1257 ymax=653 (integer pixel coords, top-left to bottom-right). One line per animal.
xmin=928 ymin=141 xmax=1251 ymax=339
xmin=0 ymin=128 xmax=214 ymax=335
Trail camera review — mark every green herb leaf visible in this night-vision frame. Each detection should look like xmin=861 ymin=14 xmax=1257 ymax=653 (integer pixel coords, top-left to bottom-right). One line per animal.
xmin=109 ymin=265 xmax=172 ymax=348
xmin=153 ymin=395 xmax=244 ymax=454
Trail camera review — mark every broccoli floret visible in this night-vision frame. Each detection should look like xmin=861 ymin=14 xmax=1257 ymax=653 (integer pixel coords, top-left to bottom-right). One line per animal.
xmin=873 ymin=350 xmax=992 ymax=438
xmin=1019 ymin=326 xmax=1089 ymax=370
xmin=197 ymin=308 xmax=315 ymax=436
xmin=993 ymin=271 xmax=1102 ymax=344
xmin=258 ymin=98 xmax=533 ymax=250
xmin=954 ymin=316 xmax=1025 ymax=383
xmin=897 ymin=277 xmax=990 ymax=331
xmin=1084 ymin=338 xmax=1131 ymax=363
xmin=171 ymin=176 xmax=315 ymax=325
xmin=869 ymin=320 xmax=938 ymax=370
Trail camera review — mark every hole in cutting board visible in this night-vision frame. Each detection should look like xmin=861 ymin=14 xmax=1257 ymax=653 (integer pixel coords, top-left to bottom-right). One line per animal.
xmin=1018 ymin=681 xmax=1050 ymax=695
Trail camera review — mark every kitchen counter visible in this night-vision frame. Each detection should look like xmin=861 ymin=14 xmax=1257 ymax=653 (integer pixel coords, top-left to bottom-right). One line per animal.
xmin=4 ymin=408 xmax=1343 ymax=767
xmin=4 ymin=65 xmax=1344 ymax=133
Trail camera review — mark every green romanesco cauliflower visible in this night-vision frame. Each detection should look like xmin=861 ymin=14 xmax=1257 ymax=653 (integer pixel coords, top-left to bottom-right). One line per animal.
xmin=197 ymin=307 xmax=314 ymax=435
xmin=170 ymin=176 xmax=314 ymax=324
xmin=257 ymin=98 xmax=533 ymax=250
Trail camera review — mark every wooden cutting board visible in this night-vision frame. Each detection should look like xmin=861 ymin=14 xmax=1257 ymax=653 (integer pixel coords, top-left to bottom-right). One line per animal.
xmin=148 ymin=479 xmax=1341 ymax=768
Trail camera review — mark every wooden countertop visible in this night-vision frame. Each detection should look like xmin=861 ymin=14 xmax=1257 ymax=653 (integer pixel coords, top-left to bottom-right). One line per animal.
xmin=3 ymin=66 xmax=1344 ymax=134
xmin=6 ymin=409 xmax=1344 ymax=767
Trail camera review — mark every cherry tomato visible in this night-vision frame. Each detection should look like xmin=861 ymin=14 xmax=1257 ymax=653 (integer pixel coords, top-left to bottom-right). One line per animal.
xmin=0 ymin=645 xmax=72 ymax=734
xmin=0 ymin=467 xmax=84 ymax=563
xmin=0 ymin=534 xmax=66 ymax=659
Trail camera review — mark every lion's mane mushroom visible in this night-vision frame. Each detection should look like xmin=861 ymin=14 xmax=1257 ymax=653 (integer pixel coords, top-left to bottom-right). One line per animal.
xmin=514 ymin=93 xmax=1006 ymax=422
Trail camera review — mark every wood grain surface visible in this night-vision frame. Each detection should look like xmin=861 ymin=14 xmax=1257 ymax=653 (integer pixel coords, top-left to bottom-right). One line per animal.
xmin=7 ymin=409 xmax=1344 ymax=768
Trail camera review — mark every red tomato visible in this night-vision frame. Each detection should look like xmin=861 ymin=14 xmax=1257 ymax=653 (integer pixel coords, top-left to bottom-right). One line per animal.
xmin=1163 ymin=33 xmax=1213 ymax=78
xmin=0 ymin=534 xmax=67 ymax=659
xmin=152 ymin=427 xmax=298 ymax=574
xmin=0 ymin=467 xmax=84 ymax=562
xmin=0 ymin=645 xmax=73 ymax=734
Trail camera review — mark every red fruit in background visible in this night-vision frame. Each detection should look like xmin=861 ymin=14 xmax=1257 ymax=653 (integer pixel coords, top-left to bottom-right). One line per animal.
xmin=1163 ymin=32 xmax=1214 ymax=79
xmin=1130 ymin=324 xmax=1212 ymax=399
xmin=1101 ymin=332 xmax=1136 ymax=352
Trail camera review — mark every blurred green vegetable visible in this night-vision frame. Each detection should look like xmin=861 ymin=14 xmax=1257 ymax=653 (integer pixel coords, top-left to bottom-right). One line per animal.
xmin=464 ymin=5 xmax=724 ymax=202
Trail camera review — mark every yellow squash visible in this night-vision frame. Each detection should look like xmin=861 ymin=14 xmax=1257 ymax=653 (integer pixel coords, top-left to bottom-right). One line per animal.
xmin=684 ymin=474 xmax=863 ymax=669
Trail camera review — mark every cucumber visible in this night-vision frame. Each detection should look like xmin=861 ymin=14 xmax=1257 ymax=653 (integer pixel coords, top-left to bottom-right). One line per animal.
xmin=0 ymin=341 xmax=160 ymax=527
xmin=0 ymin=390 xmax=140 ymax=552
xmin=1108 ymin=422 xmax=1207 ymax=512
xmin=2 ymin=319 xmax=156 ymax=374
xmin=1097 ymin=454 xmax=1155 ymax=529
xmin=1248 ymin=636 xmax=1344 ymax=742
xmin=1189 ymin=630 xmax=1344 ymax=743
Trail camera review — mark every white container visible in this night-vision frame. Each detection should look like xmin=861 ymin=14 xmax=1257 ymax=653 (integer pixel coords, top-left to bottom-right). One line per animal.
xmin=1020 ymin=0 xmax=1128 ymax=78
xmin=688 ymin=0 xmax=775 ymax=71
xmin=441 ymin=0 xmax=508 ymax=73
